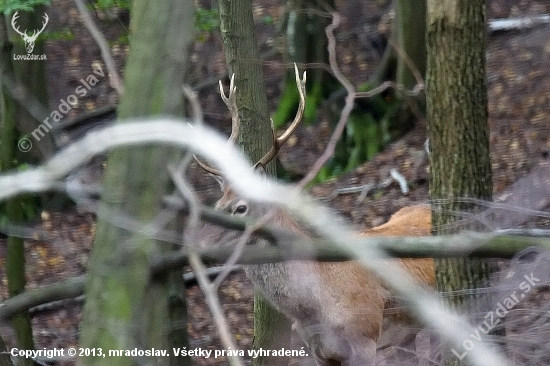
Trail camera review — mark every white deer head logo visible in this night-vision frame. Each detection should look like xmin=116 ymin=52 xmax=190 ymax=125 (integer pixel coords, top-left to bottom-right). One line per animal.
xmin=11 ymin=11 xmax=49 ymax=54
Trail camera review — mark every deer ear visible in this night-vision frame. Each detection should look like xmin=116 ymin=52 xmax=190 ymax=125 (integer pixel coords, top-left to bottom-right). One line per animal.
xmin=212 ymin=174 xmax=226 ymax=191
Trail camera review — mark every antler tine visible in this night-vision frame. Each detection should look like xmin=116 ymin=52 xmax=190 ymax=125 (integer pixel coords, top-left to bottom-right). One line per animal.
xmin=219 ymin=73 xmax=239 ymax=144
xmin=255 ymin=63 xmax=306 ymax=169
xmin=11 ymin=11 xmax=25 ymax=37
xmin=194 ymin=155 xmax=222 ymax=176
xmin=39 ymin=13 xmax=49 ymax=33
xmin=195 ymin=74 xmax=238 ymax=177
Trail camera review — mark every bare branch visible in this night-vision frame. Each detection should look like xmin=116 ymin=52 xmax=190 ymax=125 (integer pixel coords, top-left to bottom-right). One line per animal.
xmin=188 ymin=251 xmax=244 ymax=366
xmin=73 ymin=0 xmax=124 ymax=96
xmin=0 ymin=276 xmax=85 ymax=321
xmin=298 ymin=11 xmax=425 ymax=187
xmin=182 ymin=84 xmax=203 ymax=124
xmin=388 ymin=38 xmax=425 ymax=90
xmin=299 ymin=12 xmax=356 ymax=187
xmin=211 ymin=210 xmax=276 ymax=290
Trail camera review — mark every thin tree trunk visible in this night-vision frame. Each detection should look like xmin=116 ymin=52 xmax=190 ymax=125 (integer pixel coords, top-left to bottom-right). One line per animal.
xmin=272 ymin=0 xmax=335 ymax=127
xmin=0 ymin=16 xmax=35 ymax=366
xmin=217 ymin=1 xmax=292 ymax=365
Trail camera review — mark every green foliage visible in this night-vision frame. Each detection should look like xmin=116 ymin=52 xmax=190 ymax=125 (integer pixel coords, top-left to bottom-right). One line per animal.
xmin=0 ymin=140 xmax=40 ymax=223
xmin=272 ymin=79 xmax=299 ymax=129
xmin=308 ymin=83 xmax=403 ymax=185
xmin=0 ymin=195 xmax=38 ymax=227
xmin=261 ymin=15 xmax=274 ymax=25
xmin=304 ymin=81 xmax=322 ymax=124
xmin=46 ymin=28 xmax=74 ymax=41
xmin=114 ymin=31 xmax=129 ymax=45
xmin=195 ymin=7 xmax=219 ymax=41
xmin=94 ymin=0 xmax=130 ymax=11
xmin=92 ymin=1 xmax=131 ymax=46
xmin=273 ymin=76 xmax=407 ymax=185
xmin=273 ymin=75 xmax=324 ymax=128
xmin=0 ymin=0 xmax=50 ymax=14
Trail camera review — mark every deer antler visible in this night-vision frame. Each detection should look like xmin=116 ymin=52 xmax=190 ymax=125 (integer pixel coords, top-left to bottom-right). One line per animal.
xmin=220 ymin=73 xmax=239 ymax=144
xmin=195 ymin=63 xmax=306 ymax=175
xmin=194 ymin=74 xmax=238 ymax=176
xmin=36 ymin=13 xmax=49 ymax=37
xmin=254 ymin=63 xmax=307 ymax=169
xmin=11 ymin=11 xmax=26 ymax=37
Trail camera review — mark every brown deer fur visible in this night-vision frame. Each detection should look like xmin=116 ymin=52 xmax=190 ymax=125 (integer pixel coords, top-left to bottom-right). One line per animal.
xmin=202 ymin=184 xmax=434 ymax=366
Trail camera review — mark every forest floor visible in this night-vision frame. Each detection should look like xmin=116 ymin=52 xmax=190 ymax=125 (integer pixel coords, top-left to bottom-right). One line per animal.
xmin=1 ymin=0 xmax=550 ymax=365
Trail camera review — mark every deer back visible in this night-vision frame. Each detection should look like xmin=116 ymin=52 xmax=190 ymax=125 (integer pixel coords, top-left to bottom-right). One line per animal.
xmin=362 ymin=204 xmax=435 ymax=289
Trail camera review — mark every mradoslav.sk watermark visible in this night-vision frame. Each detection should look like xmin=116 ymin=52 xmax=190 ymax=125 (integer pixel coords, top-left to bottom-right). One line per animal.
xmin=18 ymin=64 xmax=106 ymax=153
xmin=451 ymin=271 xmax=541 ymax=360
xmin=11 ymin=10 xmax=48 ymax=60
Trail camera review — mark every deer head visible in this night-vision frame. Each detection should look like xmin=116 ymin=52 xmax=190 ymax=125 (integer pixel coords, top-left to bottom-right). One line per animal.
xmin=11 ymin=11 xmax=49 ymax=54
xmin=195 ymin=63 xmax=306 ymax=217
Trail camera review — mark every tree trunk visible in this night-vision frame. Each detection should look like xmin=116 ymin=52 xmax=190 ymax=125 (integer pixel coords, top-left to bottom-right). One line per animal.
xmin=426 ymin=1 xmax=500 ymax=364
xmin=391 ymin=0 xmax=426 ymax=137
xmin=272 ymin=0 xmax=335 ymax=128
xmin=368 ymin=0 xmax=427 ymax=140
xmin=0 ymin=15 xmax=35 ymax=366
xmin=217 ymin=1 xmax=292 ymax=365
xmin=79 ymin=1 xmax=194 ymax=365
xmin=395 ymin=0 xmax=426 ymax=90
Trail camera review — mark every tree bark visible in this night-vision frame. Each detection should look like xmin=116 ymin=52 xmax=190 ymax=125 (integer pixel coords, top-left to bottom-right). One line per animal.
xmin=79 ymin=1 xmax=194 ymax=365
xmin=395 ymin=0 xmax=426 ymax=90
xmin=217 ymin=1 xmax=292 ymax=365
xmin=0 ymin=15 xmax=35 ymax=366
xmin=272 ymin=0 xmax=335 ymax=128
xmin=389 ymin=0 xmax=426 ymax=138
xmin=426 ymin=1 xmax=500 ymax=364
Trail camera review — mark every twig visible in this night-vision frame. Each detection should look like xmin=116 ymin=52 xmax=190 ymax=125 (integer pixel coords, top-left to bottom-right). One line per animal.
xmin=0 ymin=276 xmax=85 ymax=321
xmin=298 ymin=11 xmax=425 ymax=187
xmin=183 ymin=265 xmax=242 ymax=286
xmin=188 ymin=251 xmax=244 ymax=366
xmin=212 ymin=210 xmax=275 ymax=290
xmin=489 ymin=15 xmax=550 ymax=32
xmin=182 ymin=84 xmax=203 ymax=125
xmin=323 ymin=168 xmax=409 ymax=202
xmin=173 ymin=87 xmax=243 ymax=365
xmin=387 ymin=38 xmax=425 ymax=89
xmin=389 ymin=168 xmax=408 ymax=194
xmin=298 ymin=12 xmax=355 ymax=187
xmin=73 ymin=0 xmax=124 ymax=96
xmin=0 ymin=266 xmax=242 ymax=321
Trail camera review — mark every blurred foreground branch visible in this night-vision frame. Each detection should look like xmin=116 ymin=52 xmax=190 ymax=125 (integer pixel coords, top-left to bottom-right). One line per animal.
xmin=0 ymin=119 xmax=520 ymax=366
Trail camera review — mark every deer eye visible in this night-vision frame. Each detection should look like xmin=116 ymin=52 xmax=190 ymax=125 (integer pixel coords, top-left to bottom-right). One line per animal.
xmin=234 ymin=204 xmax=248 ymax=215
xmin=233 ymin=200 xmax=248 ymax=215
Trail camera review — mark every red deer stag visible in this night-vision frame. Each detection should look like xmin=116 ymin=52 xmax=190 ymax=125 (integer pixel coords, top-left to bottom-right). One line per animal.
xmin=196 ymin=65 xmax=435 ymax=366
